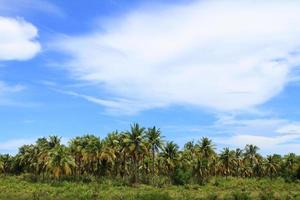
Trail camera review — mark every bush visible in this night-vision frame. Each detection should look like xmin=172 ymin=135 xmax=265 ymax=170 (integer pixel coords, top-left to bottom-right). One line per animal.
xmin=135 ymin=192 xmax=172 ymax=200
xmin=259 ymin=190 xmax=275 ymax=200
xmin=296 ymin=166 xmax=300 ymax=180
xmin=32 ymin=190 xmax=49 ymax=200
xmin=150 ymin=175 xmax=171 ymax=188
xmin=20 ymin=173 xmax=39 ymax=182
xmin=206 ymin=193 xmax=220 ymax=200
xmin=171 ymin=166 xmax=192 ymax=185
xmin=230 ymin=191 xmax=252 ymax=200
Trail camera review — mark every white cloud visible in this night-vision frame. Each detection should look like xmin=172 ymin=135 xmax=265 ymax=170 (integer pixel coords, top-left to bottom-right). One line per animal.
xmin=0 ymin=17 xmax=40 ymax=101
xmin=214 ymin=116 xmax=300 ymax=155
xmin=0 ymin=137 xmax=69 ymax=154
xmin=0 ymin=139 xmax=35 ymax=152
xmin=216 ymin=134 xmax=300 ymax=155
xmin=0 ymin=17 xmax=41 ymax=61
xmin=218 ymin=134 xmax=298 ymax=150
xmin=54 ymin=1 xmax=300 ymax=113
xmin=276 ymin=124 xmax=300 ymax=135
xmin=215 ymin=135 xmax=300 ymax=154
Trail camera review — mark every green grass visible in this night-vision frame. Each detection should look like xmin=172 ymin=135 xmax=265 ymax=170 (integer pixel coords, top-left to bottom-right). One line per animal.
xmin=0 ymin=176 xmax=300 ymax=200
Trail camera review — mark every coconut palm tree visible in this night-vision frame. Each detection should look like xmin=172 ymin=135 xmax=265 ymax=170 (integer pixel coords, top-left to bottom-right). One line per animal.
xmin=46 ymin=145 xmax=75 ymax=179
xmin=17 ymin=144 xmax=40 ymax=174
xmin=3 ymin=125 xmax=300 ymax=183
xmin=198 ymin=137 xmax=215 ymax=160
xmin=184 ymin=140 xmax=198 ymax=164
xmin=48 ymin=135 xmax=61 ymax=148
xmin=117 ymin=133 xmax=131 ymax=178
xmin=233 ymin=148 xmax=243 ymax=177
xmin=0 ymin=154 xmax=13 ymax=174
xmin=97 ymin=143 xmax=116 ymax=176
xmin=146 ymin=126 xmax=163 ymax=176
xmin=210 ymin=155 xmax=219 ymax=176
xmin=184 ymin=141 xmax=196 ymax=154
xmin=253 ymin=155 xmax=265 ymax=177
xmin=70 ymin=134 xmax=102 ymax=175
xmin=219 ymin=148 xmax=235 ymax=178
xmin=35 ymin=137 xmax=52 ymax=177
xmin=103 ymin=131 xmax=121 ymax=176
xmin=161 ymin=141 xmax=179 ymax=177
xmin=124 ymin=123 xmax=148 ymax=183
xmin=193 ymin=158 xmax=210 ymax=184
xmin=284 ymin=153 xmax=297 ymax=174
xmin=0 ymin=156 xmax=4 ymax=173
xmin=69 ymin=136 xmax=85 ymax=176
xmin=82 ymin=135 xmax=102 ymax=175
xmin=244 ymin=144 xmax=260 ymax=176
xmin=265 ymin=155 xmax=280 ymax=179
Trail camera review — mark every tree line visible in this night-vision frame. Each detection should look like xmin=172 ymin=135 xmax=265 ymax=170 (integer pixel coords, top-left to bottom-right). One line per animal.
xmin=1 ymin=123 xmax=300 ymax=185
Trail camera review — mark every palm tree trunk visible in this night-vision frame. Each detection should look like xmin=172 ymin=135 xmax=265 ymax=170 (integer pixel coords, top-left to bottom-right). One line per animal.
xmin=133 ymin=155 xmax=137 ymax=183
xmin=152 ymin=148 xmax=155 ymax=176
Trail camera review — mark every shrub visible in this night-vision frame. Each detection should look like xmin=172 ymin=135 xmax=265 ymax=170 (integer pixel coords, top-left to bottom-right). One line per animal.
xmin=150 ymin=175 xmax=171 ymax=188
xmin=205 ymin=193 xmax=220 ymax=200
xmin=230 ymin=191 xmax=252 ymax=200
xmin=259 ymin=190 xmax=275 ymax=200
xmin=296 ymin=166 xmax=300 ymax=180
xmin=135 ymin=192 xmax=172 ymax=200
xmin=171 ymin=166 xmax=192 ymax=185
xmin=20 ymin=173 xmax=39 ymax=182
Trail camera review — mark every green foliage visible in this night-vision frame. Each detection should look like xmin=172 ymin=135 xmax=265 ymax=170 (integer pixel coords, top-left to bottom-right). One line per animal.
xmin=135 ymin=192 xmax=172 ymax=200
xmin=171 ymin=166 xmax=192 ymax=185
xmin=149 ymin=175 xmax=171 ymax=188
xmin=258 ymin=190 xmax=275 ymax=200
xmin=20 ymin=173 xmax=39 ymax=182
xmin=0 ymin=176 xmax=300 ymax=200
xmin=1 ymin=123 xmax=300 ymax=189
xmin=206 ymin=193 xmax=220 ymax=200
xmin=228 ymin=191 xmax=252 ymax=200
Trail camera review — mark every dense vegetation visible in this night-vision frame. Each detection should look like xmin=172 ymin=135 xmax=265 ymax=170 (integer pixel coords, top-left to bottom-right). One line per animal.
xmin=1 ymin=176 xmax=300 ymax=200
xmin=1 ymin=123 xmax=300 ymax=184
xmin=1 ymin=123 xmax=300 ymax=199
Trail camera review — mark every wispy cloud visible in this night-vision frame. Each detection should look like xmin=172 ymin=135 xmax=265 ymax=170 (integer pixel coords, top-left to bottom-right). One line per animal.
xmin=0 ymin=81 xmax=27 ymax=106
xmin=23 ymin=119 xmax=36 ymax=124
xmin=54 ymin=89 xmax=165 ymax=115
xmin=0 ymin=82 xmax=25 ymax=93
xmin=53 ymin=0 xmax=300 ymax=114
xmin=0 ymin=0 xmax=64 ymax=17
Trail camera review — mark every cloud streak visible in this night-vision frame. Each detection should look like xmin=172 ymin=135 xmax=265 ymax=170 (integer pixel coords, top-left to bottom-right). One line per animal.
xmin=0 ymin=82 xmax=25 ymax=93
xmin=0 ymin=0 xmax=64 ymax=17
xmin=54 ymin=89 xmax=164 ymax=115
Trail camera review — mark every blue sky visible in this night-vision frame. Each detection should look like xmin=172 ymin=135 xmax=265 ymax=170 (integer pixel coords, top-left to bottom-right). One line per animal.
xmin=1 ymin=0 xmax=300 ymax=155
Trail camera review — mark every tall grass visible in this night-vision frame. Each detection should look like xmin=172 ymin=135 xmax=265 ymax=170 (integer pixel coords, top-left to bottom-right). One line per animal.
xmin=0 ymin=176 xmax=300 ymax=200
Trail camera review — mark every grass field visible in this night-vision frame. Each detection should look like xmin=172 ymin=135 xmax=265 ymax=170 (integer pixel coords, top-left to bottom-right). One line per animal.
xmin=1 ymin=176 xmax=300 ymax=200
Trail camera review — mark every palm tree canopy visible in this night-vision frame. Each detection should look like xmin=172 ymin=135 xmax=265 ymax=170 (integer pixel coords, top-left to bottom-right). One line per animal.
xmin=198 ymin=137 xmax=215 ymax=159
